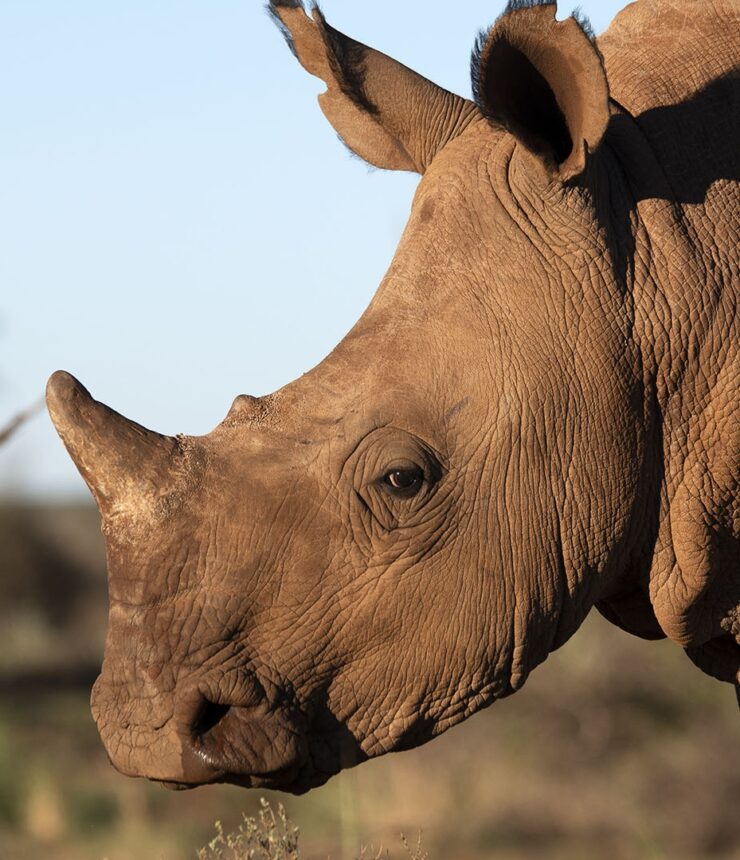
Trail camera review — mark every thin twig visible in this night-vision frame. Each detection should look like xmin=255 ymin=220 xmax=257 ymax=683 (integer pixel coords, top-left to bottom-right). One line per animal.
xmin=0 ymin=397 xmax=44 ymax=446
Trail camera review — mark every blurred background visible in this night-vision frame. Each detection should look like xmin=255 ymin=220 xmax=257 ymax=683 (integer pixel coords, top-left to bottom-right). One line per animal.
xmin=1 ymin=1 xmax=738 ymax=857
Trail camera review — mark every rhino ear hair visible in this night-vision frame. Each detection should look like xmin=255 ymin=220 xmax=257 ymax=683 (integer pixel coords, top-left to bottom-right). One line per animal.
xmin=269 ymin=1 xmax=480 ymax=174
xmin=472 ymin=1 xmax=610 ymax=180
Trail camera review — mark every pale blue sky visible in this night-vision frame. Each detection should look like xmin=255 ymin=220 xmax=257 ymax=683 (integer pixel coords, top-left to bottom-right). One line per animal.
xmin=1 ymin=0 xmax=626 ymax=497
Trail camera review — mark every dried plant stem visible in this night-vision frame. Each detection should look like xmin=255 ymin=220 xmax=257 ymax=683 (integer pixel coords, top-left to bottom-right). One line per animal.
xmin=0 ymin=398 xmax=44 ymax=446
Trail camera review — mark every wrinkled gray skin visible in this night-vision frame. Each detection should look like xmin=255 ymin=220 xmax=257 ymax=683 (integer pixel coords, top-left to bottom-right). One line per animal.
xmin=47 ymin=0 xmax=738 ymax=794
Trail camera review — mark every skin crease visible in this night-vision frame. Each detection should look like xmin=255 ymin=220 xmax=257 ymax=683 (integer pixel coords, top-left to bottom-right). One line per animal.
xmin=47 ymin=0 xmax=738 ymax=793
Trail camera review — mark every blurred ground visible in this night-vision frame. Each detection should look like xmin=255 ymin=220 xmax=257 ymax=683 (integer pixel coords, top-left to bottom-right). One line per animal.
xmin=0 ymin=502 xmax=738 ymax=860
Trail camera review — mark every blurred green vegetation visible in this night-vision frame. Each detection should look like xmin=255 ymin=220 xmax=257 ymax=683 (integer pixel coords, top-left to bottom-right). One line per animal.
xmin=0 ymin=503 xmax=738 ymax=860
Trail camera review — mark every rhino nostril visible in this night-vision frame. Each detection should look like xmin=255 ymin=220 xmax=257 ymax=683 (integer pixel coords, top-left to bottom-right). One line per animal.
xmin=192 ymin=698 xmax=231 ymax=738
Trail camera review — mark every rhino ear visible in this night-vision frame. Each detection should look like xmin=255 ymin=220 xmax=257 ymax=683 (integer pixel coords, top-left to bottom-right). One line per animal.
xmin=472 ymin=1 xmax=609 ymax=180
xmin=269 ymin=1 xmax=480 ymax=174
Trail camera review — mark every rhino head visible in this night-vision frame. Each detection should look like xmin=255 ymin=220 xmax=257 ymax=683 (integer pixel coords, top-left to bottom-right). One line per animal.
xmin=47 ymin=0 xmax=739 ymax=793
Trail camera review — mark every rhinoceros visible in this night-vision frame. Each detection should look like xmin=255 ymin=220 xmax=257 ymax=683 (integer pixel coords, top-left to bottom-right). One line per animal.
xmin=47 ymin=0 xmax=738 ymax=793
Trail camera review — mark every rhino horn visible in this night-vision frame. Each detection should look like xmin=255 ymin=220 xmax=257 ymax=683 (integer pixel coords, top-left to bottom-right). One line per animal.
xmin=46 ymin=371 xmax=182 ymax=517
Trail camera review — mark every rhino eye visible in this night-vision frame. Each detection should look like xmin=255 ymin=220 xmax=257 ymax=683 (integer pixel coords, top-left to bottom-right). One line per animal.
xmin=383 ymin=466 xmax=424 ymax=496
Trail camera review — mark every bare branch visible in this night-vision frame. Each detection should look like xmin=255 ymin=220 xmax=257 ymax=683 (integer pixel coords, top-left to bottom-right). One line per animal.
xmin=0 ymin=398 xmax=44 ymax=446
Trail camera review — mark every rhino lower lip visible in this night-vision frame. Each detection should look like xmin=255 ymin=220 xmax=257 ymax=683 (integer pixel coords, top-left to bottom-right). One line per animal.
xmin=152 ymin=762 xmax=303 ymax=792
xmin=156 ymin=779 xmax=198 ymax=792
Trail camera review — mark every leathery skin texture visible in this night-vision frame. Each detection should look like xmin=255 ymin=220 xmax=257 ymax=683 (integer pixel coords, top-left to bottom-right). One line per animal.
xmin=47 ymin=0 xmax=738 ymax=793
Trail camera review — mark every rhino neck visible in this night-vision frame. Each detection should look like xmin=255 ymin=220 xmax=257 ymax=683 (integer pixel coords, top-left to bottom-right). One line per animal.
xmin=636 ymin=244 xmax=738 ymax=676
xmin=601 ymin=104 xmax=740 ymax=680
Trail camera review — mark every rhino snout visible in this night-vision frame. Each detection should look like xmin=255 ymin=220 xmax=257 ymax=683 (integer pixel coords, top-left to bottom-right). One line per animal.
xmin=91 ymin=670 xmax=309 ymax=790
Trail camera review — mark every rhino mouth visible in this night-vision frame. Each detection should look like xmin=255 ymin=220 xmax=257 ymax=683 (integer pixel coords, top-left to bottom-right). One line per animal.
xmin=153 ymin=761 xmax=304 ymax=793
xmin=179 ymin=700 xmax=308 ymax=788
xmin=145 ymin=715 xmax=361 ymax=796
xmin=163 ymin=701 xmax=355 ymax=795
xmin=92 ymin=673 xmax=314 ymax=792
xmin=93 ymin=664 xmax=369 ymax=795
xmin=145 ymin=729 xmax=336 ymax=796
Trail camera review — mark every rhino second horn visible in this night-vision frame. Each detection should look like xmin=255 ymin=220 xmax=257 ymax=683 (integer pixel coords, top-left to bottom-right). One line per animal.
xmin=46 ymin=370 xmax=182 ymax=517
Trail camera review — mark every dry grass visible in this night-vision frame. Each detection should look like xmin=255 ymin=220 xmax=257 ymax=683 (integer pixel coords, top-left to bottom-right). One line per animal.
xmin=196 ymin=800 xmax=428 ymax=860
xmin=197 ymin=799 xmax=299 ymax=860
